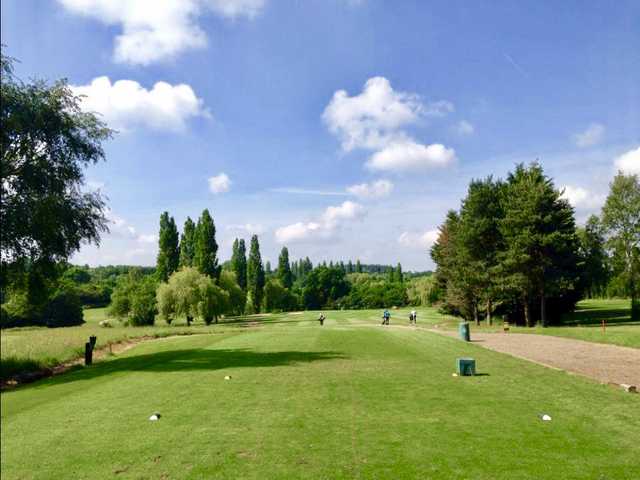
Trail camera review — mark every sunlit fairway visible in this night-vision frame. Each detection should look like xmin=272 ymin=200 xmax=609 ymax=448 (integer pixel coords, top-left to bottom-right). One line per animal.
xmin=2 ymin=310 xmax=638 ymax=479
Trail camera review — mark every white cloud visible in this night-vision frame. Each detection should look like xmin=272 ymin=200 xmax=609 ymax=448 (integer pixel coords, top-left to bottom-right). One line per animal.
xmin=560 ymin=185 xmax=588 ymax=207
xmin=275 ymin=221 xmax=322 ymax=243
xmin=71 ymin=77 xmax=208 ymax=132
xmin=322 ymin=77 xmax=456 ymax=173
xmin=137 ymin=234 xmax=158 ymax=244
xmin=208 ymin=173 xmax=231 ymax=194
xmin=226 ymin=223 xmax=265 ymax=234
xmin=455 ymin=120 xmax=475 ymax=136
xmin=269 ymin=187 xmax=346 ymax=196
xmin=398 ymin=230 xmax=439 ymax=250
xmin=614 ymin=146 xmax=640 ymax=175
xmin=573 ymin=123 xmax=605 ymax=148
xmin=367 ymin=141 xmax=456 ymax=172
xmin=275 ymin=201 xmax=365 ymax=243
xmin=58 ymin=0 xmax=265 ymax=65
xmin=105 ymin=209 xmax=157 ymax=244
xmin=347 ymin=179 xmax=394 ymax=198
xmin=560 ymin=185 xmax=605 ymax=210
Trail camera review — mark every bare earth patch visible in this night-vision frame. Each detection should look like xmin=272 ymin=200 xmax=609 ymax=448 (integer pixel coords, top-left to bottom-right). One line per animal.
xmin=433 ymin=330 xmax=640 ymax=387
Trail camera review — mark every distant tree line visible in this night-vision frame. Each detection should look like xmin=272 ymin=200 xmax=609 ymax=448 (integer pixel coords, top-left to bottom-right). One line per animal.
xmin=431 ymin=163 xmax=639 ymax=326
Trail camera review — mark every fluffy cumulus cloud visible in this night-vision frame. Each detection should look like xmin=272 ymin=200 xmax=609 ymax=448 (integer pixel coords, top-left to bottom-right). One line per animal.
xmin=572 ymin=123 xmax=605 ymax=148
xmin=71 ymin=77 xmax=208 ymax=132
xmin=58 ymin=0 xmax=265 ymax=65
xmin=614 ymin=146 xmax=640 ymax=175
xmin=367 ymin=141 xmax=455 ymax=172
xmin=322 ymin=76 xmax=456 ymax=172
xmin=208 ymin=173 xmax=232 ymax=194
xmin=398 ymin=230 xmax=439 ymax=250
xmin=275 ymin=201 xmax=365 ymax=243
xmin=347 ymin=179 xmax=394 ymax=198
xmin=560 ymin=185 xmax=605 ymax=210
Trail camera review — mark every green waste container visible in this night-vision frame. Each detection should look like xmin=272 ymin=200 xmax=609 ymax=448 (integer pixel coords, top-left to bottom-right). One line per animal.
xmin=457 ymin=358 xmax=476 ymax=376
xmin=458 ymin=322 xmax=470 ymax=341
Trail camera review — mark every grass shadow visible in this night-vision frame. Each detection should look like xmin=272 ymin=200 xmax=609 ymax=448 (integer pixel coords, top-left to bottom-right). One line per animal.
xmin=560 ymin=304 xmax=638 ymax=327
xmin=17 ymin=348 xmax=347 ymax=390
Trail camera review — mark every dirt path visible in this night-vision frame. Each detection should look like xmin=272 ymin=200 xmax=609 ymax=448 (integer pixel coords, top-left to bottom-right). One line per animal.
xmin=432 ymin=329 xmax=640 ymax=387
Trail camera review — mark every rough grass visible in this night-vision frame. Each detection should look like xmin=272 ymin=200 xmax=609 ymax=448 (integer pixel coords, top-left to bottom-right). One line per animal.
xmin=1 ymin=320 xmax=638 ymax=479
xmin=0 ymin=308 xmax=223 ymax=381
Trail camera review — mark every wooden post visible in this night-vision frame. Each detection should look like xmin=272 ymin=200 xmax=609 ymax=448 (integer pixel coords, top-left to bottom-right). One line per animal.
xmin=84 ymin=342 xmax=93 ymax=365
xmin=602 ymin=319 xmax=606 ymax=333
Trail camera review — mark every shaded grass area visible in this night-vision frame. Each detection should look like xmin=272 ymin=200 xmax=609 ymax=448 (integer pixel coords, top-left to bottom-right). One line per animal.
xmin=2 ymin=326 xmax=638 ymax=479
xmin=454 ymin=299 xmax=640 ymax=349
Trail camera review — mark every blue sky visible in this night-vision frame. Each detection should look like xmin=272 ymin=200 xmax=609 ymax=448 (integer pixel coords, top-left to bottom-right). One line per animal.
xmin=2 ymin=0 xmax=639 ymax=270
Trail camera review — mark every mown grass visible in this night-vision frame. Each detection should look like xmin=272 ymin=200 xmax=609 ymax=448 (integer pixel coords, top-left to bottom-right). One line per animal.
xmin=1 ymin=300 xmax=637 ymax=383
xmin=1 ymin=321 xmax=638 ymax=479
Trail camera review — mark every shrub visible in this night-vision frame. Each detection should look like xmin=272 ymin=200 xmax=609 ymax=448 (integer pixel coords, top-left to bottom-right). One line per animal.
xmin=43 ymin=288 xmax=84 ymax=327
xmin=129 ymin=276 xmax=158 ymax=326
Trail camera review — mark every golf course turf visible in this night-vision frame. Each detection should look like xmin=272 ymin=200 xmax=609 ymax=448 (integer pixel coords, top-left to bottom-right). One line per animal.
xmin=1 ymin=314 xmax=638 ymax=479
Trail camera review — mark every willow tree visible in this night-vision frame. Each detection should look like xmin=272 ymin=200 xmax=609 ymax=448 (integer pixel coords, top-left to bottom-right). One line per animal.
xmin=1 ymin=52 xmax=112 ymax=316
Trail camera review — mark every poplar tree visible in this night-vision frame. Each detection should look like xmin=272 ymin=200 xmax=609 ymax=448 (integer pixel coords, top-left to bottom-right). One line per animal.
xmin=356 ymin=260 xmax=363 ymax=273
xmin=193 ymin=209 xmax=219 ymax=279
xmin=277 ymin=246 xmax=293 ymax=289
xmin=395 ymin=263 xmax=403 ymax=283
xmin=157 ymin=212 xmax=179 ymax=282
xmin=230 ymin=238 xmax=247 ymax=291
xmin=179 ymin=217 xmax=196 ymax=267
xmin=247 ymin=235 xmax=265 ymax=313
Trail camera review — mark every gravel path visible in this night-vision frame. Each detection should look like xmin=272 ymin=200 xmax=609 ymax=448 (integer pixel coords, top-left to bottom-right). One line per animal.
xmin=431 ymin=330 xmax=640 ymax=387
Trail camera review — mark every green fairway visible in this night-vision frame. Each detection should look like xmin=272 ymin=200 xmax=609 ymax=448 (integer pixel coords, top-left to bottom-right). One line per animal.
xmin=2 ymin=317 xmax=639 ymax=479
xmin=3 ymin=299 xmax=638 ymax=385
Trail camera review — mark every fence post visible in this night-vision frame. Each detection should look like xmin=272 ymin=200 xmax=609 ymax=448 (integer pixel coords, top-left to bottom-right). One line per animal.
xmin=85 ymin=342 xmax=93 ymax=365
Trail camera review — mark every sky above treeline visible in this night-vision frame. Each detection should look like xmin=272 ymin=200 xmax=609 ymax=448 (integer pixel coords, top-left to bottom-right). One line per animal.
xmin=2 ymin=0 xmax=639 ymax=270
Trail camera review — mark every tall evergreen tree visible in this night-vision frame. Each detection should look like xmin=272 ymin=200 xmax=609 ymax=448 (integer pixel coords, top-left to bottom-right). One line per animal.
xmin=347 ymin=260 xmax=354 ymax=273
xmin=277 ymin=247 xmax=293 ymax=288
xmin=457 ymin=177 xmax=504 ymax=324
xmin=577 ymin=215 xmax=610 ymax=298
xmin=499 ymin=163 xmax=580 ymax=326
xmin=230 ymin=238 xmax=247 ymax=291
xmin=247 ymin=235 xmax=265 ymax=313
xmin=265 ymin=261 xmax=272 ymax=276
xmin=179 ymin=217 xmax=196 ymax=267
xmin=601 ymin=172 xmax=640 ymax=319
xmin=157 ymin=212 xmax=179 ymax=282
xmin=193 ymin=209 xmax=219 ymax=279
xmin=356 ymin=260 xmax=363 ymax=273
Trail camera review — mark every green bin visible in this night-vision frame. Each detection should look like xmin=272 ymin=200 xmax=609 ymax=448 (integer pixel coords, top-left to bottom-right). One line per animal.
xmin=457 ymin=358 xmax=476 ymax=376
xmin=458 ymin=322 xmax=470 ymax=341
